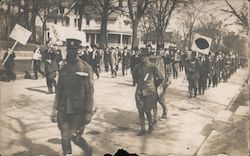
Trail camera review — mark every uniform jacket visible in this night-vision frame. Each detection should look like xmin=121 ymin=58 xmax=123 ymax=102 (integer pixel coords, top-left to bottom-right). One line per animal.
xmin=89 ymin=49 xmax=100 ymax=67
xmin=43 ymin=48 xmax=59 ymax=75
xmin=186 ymin=58 xmax=200 ymax=81
xmin=56 ymin=58 xmax=94 ymax=114
xmin=130 ymin=54 xmax=140 ymax=71
xmin=133 ymin=61 xmax=164 ymax=96
xmin=122 ymin=50 xmax=130 ymax=69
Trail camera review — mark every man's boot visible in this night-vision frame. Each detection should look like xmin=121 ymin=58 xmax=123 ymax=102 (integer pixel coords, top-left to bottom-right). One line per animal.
xmin=48 ymin=87 xmax=53 ymax=94
xmin=148 ymin=122 xmax=154 ymax=134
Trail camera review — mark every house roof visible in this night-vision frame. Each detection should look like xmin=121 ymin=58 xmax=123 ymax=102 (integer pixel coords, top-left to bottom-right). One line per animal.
xmin=141 ymin=30 xmax=176 ymax=42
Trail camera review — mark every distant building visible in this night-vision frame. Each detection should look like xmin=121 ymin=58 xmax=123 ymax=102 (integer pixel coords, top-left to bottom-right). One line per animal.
xmin=45 ymin=7 xmax=132 ymax=48
xmin=140 ymin=30 xmax=177 ymax=49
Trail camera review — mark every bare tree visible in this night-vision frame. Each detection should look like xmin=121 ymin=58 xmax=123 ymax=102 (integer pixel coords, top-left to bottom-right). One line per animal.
xmin=140 ymin=16 xmax=154 ymax=45
xmin=93 ymin=0 xmax=123 ymax=48
xmin=221 ymin=0 xmax=248 ymax=35
xmin=147 ymin=0 xmax=186 ymax=49
xmin=65 ymin=0 xmax=92 ymax=31
xmin=178 ymin=2 xmax=204 ymax=49
xmin=36 ymin=0 xmax=61 ymax=44
xmin=127 ymin=0 xmax=151 ymax=49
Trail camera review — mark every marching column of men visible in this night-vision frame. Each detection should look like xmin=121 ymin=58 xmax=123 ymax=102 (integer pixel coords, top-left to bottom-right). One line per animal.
xmin=162 ymin=47 xmax=242 ymax=98
xmin=40 ymin=39 xmax=245 ymax=153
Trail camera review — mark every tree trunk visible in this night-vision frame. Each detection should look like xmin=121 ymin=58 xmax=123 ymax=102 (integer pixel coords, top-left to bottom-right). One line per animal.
xmin=23 ymin=0 xmax=30 ymax=29
xmin=42 ymin=21 xmax=46 ymax=44
xmin=131 ymin=20 xmax=139 ymax=49
xmin=100 ymin=14 xmax=108 ymax=49
xmin=30 ymin=13 xmax=37 ymax=43
xmin=188 ymin=31 xmax=192 ymax=49
xmin=157 ymin=26 xmax=164 ymax=50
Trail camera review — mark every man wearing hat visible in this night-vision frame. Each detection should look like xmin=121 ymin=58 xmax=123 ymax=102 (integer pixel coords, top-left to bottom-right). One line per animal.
xmin=43 ymin=41 xmax=58 ymax=93
xmin=185 ymin=51 xmax=200 ymax=98
xmin=132 ymin=48 xmax=164 ymax=135
xmin=89 ymin=45 xmax=100 ymax=79
xmin=51 ymin=38 xmax=94 ymax=156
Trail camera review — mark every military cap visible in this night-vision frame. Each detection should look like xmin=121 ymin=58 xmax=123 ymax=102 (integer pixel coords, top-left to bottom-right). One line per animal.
xmin=140 ymin=48 xmax=150 ymax=56
xmin=66 ymin=38 xmax=82 ymax=48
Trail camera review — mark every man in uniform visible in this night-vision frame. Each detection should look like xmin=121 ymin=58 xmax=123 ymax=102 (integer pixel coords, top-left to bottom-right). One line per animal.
xmin=186 ymin=51 xmax=200 ymax=98
xmin=133 ymin=48 xmax=164 ymax=135
xmin=130 ymin=47 xmax=141 ymax=86
xmin=51 ymin=38 xmax=94 ymax=156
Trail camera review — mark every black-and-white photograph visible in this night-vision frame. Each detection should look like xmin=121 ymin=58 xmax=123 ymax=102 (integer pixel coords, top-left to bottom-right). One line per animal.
xmin=0 ymin=0 xmax=249 ymax=156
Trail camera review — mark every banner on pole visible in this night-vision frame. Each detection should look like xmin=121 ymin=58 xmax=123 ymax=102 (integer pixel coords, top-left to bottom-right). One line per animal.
xmin=9 ymin=24 xmax=32 ymax=45
xmin=191 ymin=34 xmax=212 ymax=55
xmin=50 ymin=24 xmax=86 ymax=43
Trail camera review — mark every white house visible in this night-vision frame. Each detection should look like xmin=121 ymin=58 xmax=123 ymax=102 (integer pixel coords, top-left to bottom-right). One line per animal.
xmin=45 ymin=7 xmax=132 ymax=48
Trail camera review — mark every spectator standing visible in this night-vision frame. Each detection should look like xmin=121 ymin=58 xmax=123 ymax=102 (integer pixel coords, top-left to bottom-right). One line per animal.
xmin=122 ymin=47 xmax=130 ymax=76
xmin=2 ymin=46 xmax=16 ymax=81
xmin=43 ymin=42 xmax=58 ymax=94
xmin=110 ymin=47 xmax=117 ymax=78
xmin=89 ymin=45 xmax=100 ymax=79
xmin=31 ymin=45 xmax=45 ymax=79
xmin=130 ymin=47 xmax=141 ymax=86
xmin=104 ymin=47 xmax=111 ymax=72
xmin=172 ymin=50 xmax=180 ymax=79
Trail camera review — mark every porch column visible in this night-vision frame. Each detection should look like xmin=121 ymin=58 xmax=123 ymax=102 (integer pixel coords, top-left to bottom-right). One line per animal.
xmin=95 ymin=33 xmax=97 ymax=44
xmin=120 ymin=34 xmax=123 ymax=48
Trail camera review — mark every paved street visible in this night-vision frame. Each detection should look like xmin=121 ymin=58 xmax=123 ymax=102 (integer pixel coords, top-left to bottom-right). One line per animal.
xmin=0 ymin=67 xmax=248 ymax=156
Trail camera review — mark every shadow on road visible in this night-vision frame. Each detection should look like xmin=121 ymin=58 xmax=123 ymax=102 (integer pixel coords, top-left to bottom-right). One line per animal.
xmin=26 ymin=86 xmax=48 ymax=94
xmin=95 ymin=108 xmax=138 ymax=133
xmin=6 ymin=115 xmax=60 ymax=156
xmin=116 ymin=82 xmax=133 ymax=87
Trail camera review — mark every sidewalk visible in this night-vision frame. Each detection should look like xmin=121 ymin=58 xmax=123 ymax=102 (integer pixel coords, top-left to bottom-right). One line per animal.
xmin=0 ymin=67 xmax=248 ymax=156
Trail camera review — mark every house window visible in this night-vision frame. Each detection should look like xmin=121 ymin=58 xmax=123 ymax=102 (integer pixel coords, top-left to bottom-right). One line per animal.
xmin=78 ymin=19 xmax=81 ymax=27
xmin=59 ymin=6 xmax=64 ymax=14
xmin=108 ymin=34 xmax=120 ymax=44
xmin=54 ymin=19 xmax=57 ymax=24
xmin=86 ymin=18 xmax=90 ymax=25
xmin=152 ymin=41 xmax=156 ymax=45
xmin=74 ymin=18 xmax=78 ymax=27
xmin=86 ymin=33 xmax=89 ymax=42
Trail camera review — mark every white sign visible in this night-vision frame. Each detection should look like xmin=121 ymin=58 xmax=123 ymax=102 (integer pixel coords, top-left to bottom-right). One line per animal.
xmin=191 ymin=34 xmax=212 ymax=55
xmin=50 ymin=24 xmax=86 ymax=44
xmin=9 ymin=24 xmax=32 ymax=45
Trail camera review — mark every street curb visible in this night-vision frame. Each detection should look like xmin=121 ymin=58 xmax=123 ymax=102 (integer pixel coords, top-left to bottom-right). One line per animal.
xmin=195 ymin=78 xmax=248 ymax=156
